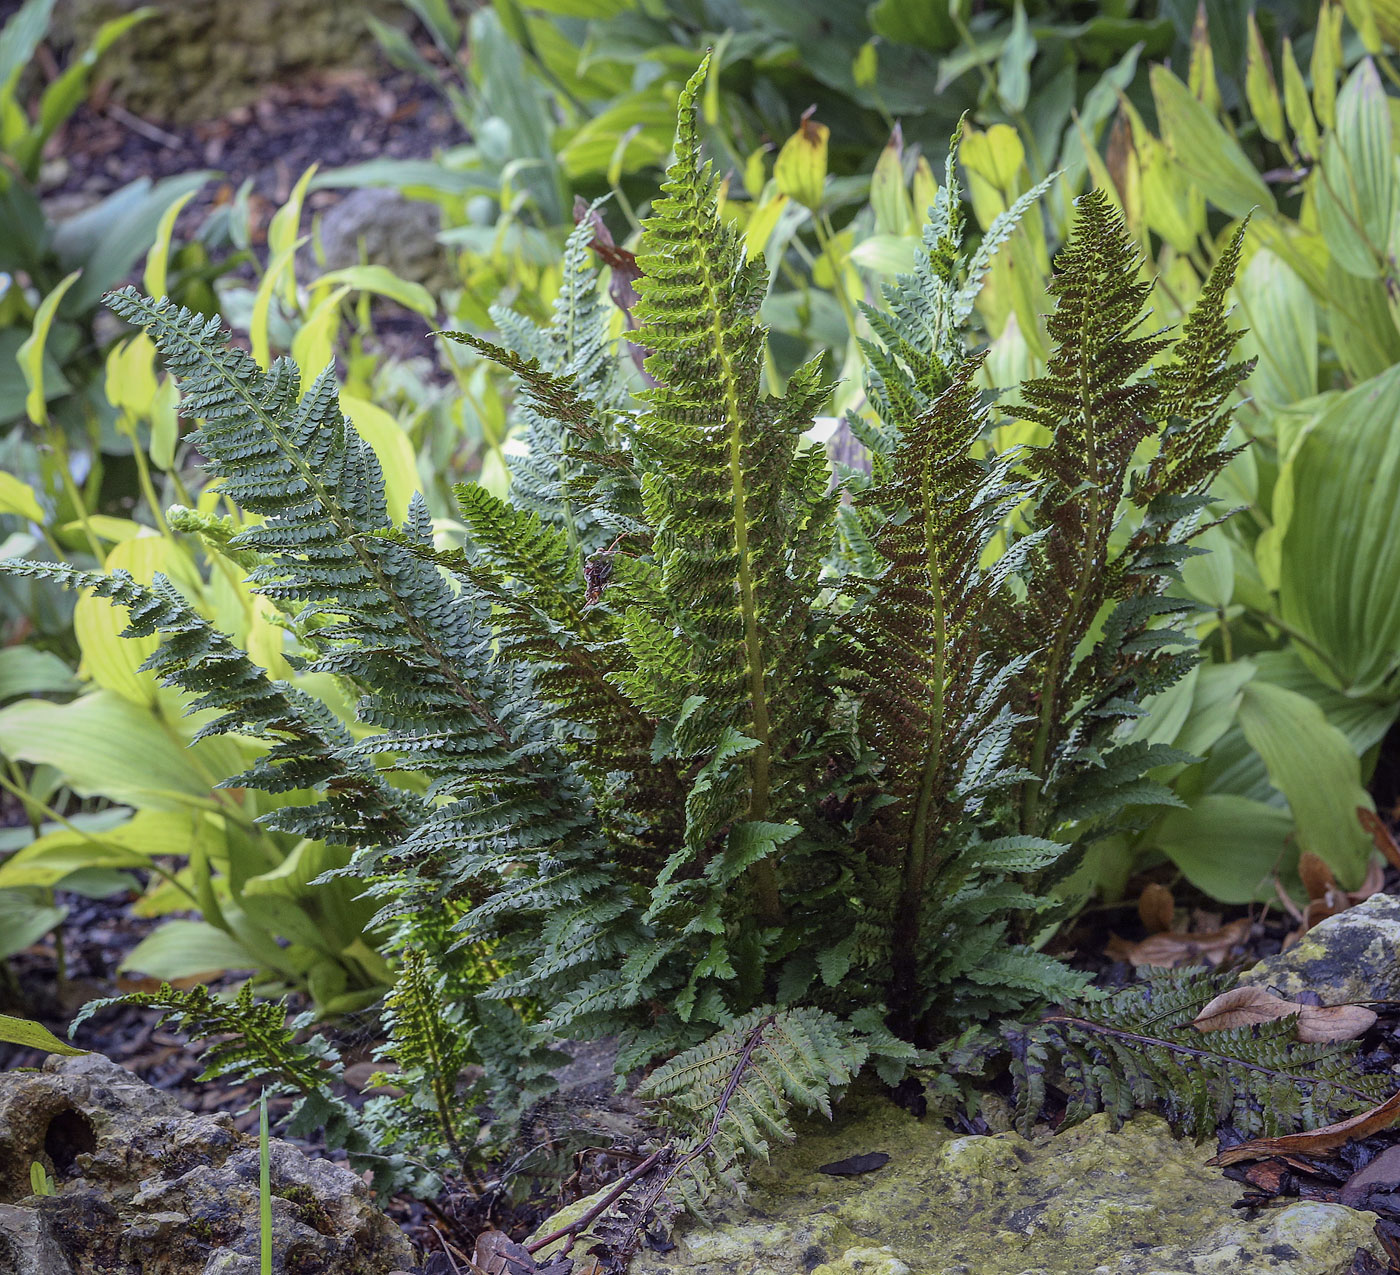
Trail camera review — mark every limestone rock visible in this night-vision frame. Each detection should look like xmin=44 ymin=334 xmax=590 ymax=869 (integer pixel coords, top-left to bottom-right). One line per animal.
xmin=534 ymin=1092 xmax=1382 ymax=1275
xmin=0 ymin=1053 xmax=413 ymax=1274
xmin=1241 ymin=892 xmax=1400 ymax=1004
xmin=314 ymin=188 xmax=445 ymax=287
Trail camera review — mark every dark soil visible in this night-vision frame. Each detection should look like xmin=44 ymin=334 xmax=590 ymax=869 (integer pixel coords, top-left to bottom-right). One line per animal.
xmin=43 ymin=66 xmax=467 ymax=248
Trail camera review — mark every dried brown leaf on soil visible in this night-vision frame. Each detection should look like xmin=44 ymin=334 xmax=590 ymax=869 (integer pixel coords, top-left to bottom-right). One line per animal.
xmin=1105 ymin=917 xmax=1252 ymax=968
xmin=1137 ymin=882 xmax=1175 ymax=933
xmin=1358 ymin=807 xmax=1400 ymax=871
xmin=1210 ymin=1089 xmax=1400 ymax=1166
xmin=1192 ymin=986 xmax=1377 ymax=1042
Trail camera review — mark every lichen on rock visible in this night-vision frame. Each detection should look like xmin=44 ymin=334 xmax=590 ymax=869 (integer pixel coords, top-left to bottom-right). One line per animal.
xmin=533 ymin=1090 xmax=1381 ymax=1275
xmin=0 ymin=1053 xmax=412 ymax=1275
xmin=1241 ymin=892 xmax=1400 ymax=1005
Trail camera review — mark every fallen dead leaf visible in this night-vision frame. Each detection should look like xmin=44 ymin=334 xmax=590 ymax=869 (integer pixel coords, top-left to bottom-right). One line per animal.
xmin=1358 ymin=807 xmax=1400 ymax=872
xmin=1106 ymin=917 xmax=1252 ymax=968
xmin=1298 ymin=851 xmax=1334 ymax=901
xmin=1193 ymin=985 xmax=1299 ymax=1032
xmin=1295 ymin=1003 xmax=1378 ymax=1043
xmin=1210 ymin=1088 xmax=1400 ymax=1166
xmin=1193 ymin=986 xmax=1377 ymax=1042
xmin=1137 ymin=882 xmax=1175 ymax=934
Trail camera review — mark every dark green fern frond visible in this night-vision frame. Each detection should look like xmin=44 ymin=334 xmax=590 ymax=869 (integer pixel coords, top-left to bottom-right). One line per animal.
xmin=604 ymin=1007 xmax=865 ymax=1242
xmin=1008 ymin=972 xmax=1389 ymax=1140
xmin=73 ymin=982 xmax=339 ymax=1095
xmin=0 ymin=560 xmax=420 ymax=845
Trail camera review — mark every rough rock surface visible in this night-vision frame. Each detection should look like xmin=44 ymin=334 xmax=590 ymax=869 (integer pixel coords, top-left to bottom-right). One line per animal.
xmin=535 ymin=1092 xmax=1382 ymax=1275
xmin=1241 ymin=892 xmax=1400 ymax=1004
xmin=0 ymin=1053 xmax=413 ymax=1275
xmin=313 ymin=188 xmax=446 ymax=287
xmin=53 ymin=0 xmax=411 ymax=121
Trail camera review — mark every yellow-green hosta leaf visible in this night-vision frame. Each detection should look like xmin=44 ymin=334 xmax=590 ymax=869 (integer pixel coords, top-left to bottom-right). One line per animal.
xmin=1326 ymin=261 xmax=1400 ymax=383
xmin=1312 ymin=0 xmax=1344 ymax=128
xmin=315 ymin=266 xmax=435 ymax=320
xmin=1281 ymin=38 xmax=1320 ymax=160
xmin=1279 ymin=363 xmax=1400 ymax=696
xmin=1234 ymin=247 xmax=1316 ymax=406
xmin=291 ymin=285 xmax=351 ymax=386
xmin=774 ymin=113 xmax=829 ymax=212
xmin=142 ymin=187 xmax=197 ymax=302
xmin=1152 ymin=794 xmax=1295 ymax=903
xmin=1315 ymin=59 xmax=1394 ymax=279
xmin=339 ymin=393 xmax=419 ymax=526
xmin=960 ymin=124 xmax=1027 ymax=229
xmin=119 ymin=919 xmax=258 ymax=981
xmin=74 ymin=535 xmax=197 ymax=705
xmin=1237 ymin=679 xmax=1373 ymax=890
xmin=1245 ymin=13 xmax=1286 ymax=146
xmin=0 ymin=690 xmax=231 ymax=812
xmin=1150 ymin=66 xmax=1276 ymax=219
xmin=0 ymin=890 xmax=68 ymax=960
xmin=1187 ymin=1 xmax=1220 ymax=115
xmin=848 ymin=234 xmax=918 ymax=275
xmin=1180 ymin=524 xmax=1235 ymax=610
xmin=16 ymin=270 xmax=80 ymax=426
xmin=267 ymin=164 xmax=317 ymax=307
xmin=0 ymin=1013 xmax=86 ymax=1056
xmin=0 ymin=471 xmax=43 ymax=523
xmin=0 ymin=809 xmax=205 ymax=889
xmin=871 ymin=132 xmax=913 ymax=237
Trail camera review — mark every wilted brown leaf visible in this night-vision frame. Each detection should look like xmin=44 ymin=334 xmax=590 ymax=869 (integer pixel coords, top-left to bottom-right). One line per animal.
xmin=1358 ymin=807 xmax=1400 ymax=871
xmin=1295 ymin=1002 xmax=1378 ymax=1043
xmin=1137 ymin=882 xmax=1175 ymax=933
xmin=1193 ymin=986 xmax=1376 ymax=1041
xmin=1193 ymin=985 xmax=1299 ymax=1032
xmin=1298 ymin=851 xmax=1334 ymax=901
xmin=1106 ymin=917 xmax=1251 ymax=968
xmin=1210 ymin=1088 xmax=1400 ymax=1166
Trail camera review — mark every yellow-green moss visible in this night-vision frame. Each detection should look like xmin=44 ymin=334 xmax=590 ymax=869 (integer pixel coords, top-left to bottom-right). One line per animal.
xmin=532 ymin=1093 xmax=1380 ymax=1275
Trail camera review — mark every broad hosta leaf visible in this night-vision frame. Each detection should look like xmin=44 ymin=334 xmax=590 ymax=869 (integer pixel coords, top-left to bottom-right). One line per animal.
xmin=1152 ymin=794 xmax=1294 ymax=903
xmin=1279 ymin=363 xmax=1400 ymax=696
xmin=1236 ymin=680 xmax=1373 ymax=890
xmin=1234 ymin=248 xmax=1316 ymax=407
xmin=1315 ymin=59 xmax=1394 ymax=280
xmin=0 ymin=690 xmax=239 ymax=812
xmin=0 ymin=647 xmax=76 ymax=700
xmin=0 ymin=889 xmax=67 ymax=960
xmin=119 ymin=919 xmax=259 ymax=980
xmin=1150 ymin=66 xmax=1276 ymax=219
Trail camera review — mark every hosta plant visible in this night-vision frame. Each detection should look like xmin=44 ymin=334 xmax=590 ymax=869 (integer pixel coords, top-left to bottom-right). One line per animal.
xmin=4 ymin=59 xmax=1381 ymax=1230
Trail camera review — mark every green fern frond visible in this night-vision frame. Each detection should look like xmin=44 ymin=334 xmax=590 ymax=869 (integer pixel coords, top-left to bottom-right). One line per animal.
xmin=1009 ymin=972 xmax=1390 ymax=1139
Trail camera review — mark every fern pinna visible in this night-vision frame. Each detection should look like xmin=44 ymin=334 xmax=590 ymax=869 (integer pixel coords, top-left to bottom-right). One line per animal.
xmin=12 ymin=54 xmax=1368 ymax=1230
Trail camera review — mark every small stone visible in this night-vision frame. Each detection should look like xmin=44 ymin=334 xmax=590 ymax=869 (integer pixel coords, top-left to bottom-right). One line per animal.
xmin=1241 ymin=892 xmax=1400 ymax=1004
xmin=312 ymin=187 xmax=445 ymax=287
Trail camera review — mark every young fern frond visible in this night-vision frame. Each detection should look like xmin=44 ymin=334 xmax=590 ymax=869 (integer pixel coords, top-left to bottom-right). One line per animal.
xmin=1007 ymin=972 xmax=1390 ymax=1139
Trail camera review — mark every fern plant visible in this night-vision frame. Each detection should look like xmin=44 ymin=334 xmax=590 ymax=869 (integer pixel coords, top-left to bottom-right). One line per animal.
xmin=6 ymin=55 xmax=1370 ymax=1230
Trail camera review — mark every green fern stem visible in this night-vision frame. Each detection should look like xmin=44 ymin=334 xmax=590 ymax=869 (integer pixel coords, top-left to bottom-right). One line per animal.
xmin=1022 ymin=360 xmax=1105 ymax=837
xmin=705 ymin=235 xmax=781 ymax=926
xmin=891 ymin=476 xmax=949 ymax=1026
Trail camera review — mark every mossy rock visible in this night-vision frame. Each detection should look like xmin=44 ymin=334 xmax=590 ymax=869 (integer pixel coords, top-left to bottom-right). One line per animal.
xmin=1241 ymin=893 xmax=1400 ymax=1006
xmin=534 ymin=1092 xmax=1381 ymax=1274
xmin=53 ymin=0 xmax=412 ymax=122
